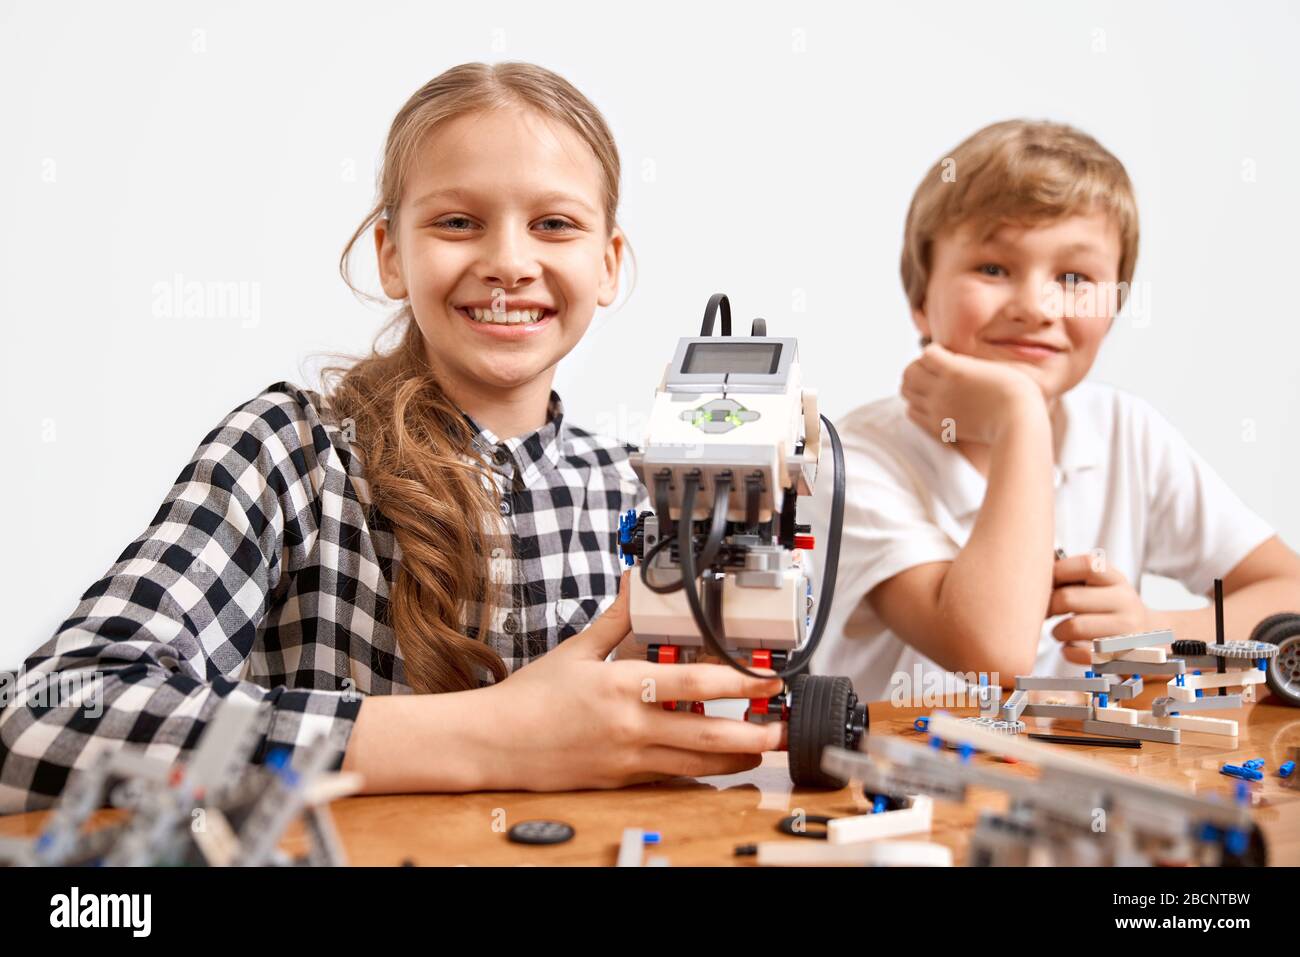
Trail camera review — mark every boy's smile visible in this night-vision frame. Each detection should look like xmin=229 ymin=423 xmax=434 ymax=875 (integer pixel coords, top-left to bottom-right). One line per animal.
xmin=915 ymin=211 xmax=1122 ymax=403
xmin=374 ymin=105 xmax=623 ymax=405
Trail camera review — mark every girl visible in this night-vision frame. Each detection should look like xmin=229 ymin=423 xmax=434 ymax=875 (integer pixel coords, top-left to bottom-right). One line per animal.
xmin=0 ymin=62 xmax=783 ymax=813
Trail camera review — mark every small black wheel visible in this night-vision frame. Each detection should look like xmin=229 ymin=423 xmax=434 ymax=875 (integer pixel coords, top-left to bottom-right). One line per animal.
xmin=1171 ymin=639 xmax=1207 ymax=656
xmin=788 ymin=674 xmax=862 ymax=789
xmin=1251 ymin=612 xmax=1300 ymax=707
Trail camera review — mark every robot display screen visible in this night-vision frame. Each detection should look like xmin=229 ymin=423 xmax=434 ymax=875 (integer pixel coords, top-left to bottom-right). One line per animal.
xmin=681 ymin=341 xmax=782 ymax=375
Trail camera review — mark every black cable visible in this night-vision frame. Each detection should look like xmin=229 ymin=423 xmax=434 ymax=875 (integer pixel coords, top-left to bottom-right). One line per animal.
xmin=699 ymin=293 xmax=731 ymax=337
xmin=640 ymin=472 xmax=684 ymax=593
xmin=696 ymin=474 xmax=730 ymax=570
xmin=676 ymin=414 xmax=846 ymax=681
xmin=654 ymin=473 xmax=672 ymax=539
xmin=639 ymin=534 xmax=683 ymax=594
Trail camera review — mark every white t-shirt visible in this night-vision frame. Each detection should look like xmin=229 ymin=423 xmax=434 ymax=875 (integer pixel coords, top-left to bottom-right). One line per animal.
xmin=802 ymin=380 xmax=1275 ymax=703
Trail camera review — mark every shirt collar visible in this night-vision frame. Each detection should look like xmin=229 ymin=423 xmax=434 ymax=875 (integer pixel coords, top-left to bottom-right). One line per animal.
xmin=463 ymin=391 xmax=566 ymax=485
xmin=912 ymin=386 xmax=1105 ymax=521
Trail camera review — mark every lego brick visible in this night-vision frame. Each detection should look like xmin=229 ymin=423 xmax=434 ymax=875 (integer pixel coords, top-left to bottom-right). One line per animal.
xmin=1080 ymin=718 xmax=1180 ymax=744
xmin=1092 ymin=705 xmax=1142 ymax=725
xmin=1150 ymin=694 xmax=1242 ymax=717
xmin=1092 ymin=629 xmax=1175 ymax=654
xmin=1110 ymin=676 xmax=1144 ymax=700
xmin=1014 ymin=676 xmax=1112 ymax=692
xmin=1090 ymin=646 xmax=1168 ymax=665
xmin=921 ymin=714 xmax=1252 ymax=833
xmin=1166 ymin=670 xmax=1266 ymax=699
xmin=1180 ymin=670 xmax=1258 ymax=691
xmin=976 ymin=684 xmax=1003 ymax=718
xmin=1090 ymin=659 xmax=1186 ymax=676
xmin=1150 ymin=713 xmax=1239 ymax=737
xmin=617 ymin=828 xmax=645 ymax=867
xmin=1171 ymin=655 xmax=1227 ymax=669
xmin=1021 ymin=703 xmax=1094 ymax=720
xmin=827 ymin=796 xmax=933 ymax=845
xmin=857 ymin=840 xmax=952 ymax=867
xmin=755 ymin=838 xmax=952 ymax=867
xmin=1000 ymin=688 xmax=1029 ymax=722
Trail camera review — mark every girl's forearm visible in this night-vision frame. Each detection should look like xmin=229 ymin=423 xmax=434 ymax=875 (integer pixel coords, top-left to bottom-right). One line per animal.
xmin=1148 ymin=577 xmax=1300 ymax=643
xmin=938 ymin=400 xmax=1055 ymax=676
xmin=341 ymin=689 xmax=498 ymax=794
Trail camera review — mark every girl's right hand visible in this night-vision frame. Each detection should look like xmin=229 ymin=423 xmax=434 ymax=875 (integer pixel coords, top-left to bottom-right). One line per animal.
xmin=475 ymin=571 xmax=786 ymax=790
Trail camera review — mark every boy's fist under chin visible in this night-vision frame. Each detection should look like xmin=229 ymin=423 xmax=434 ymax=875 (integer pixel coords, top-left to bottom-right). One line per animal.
xmin=901 ymin=343 xmax=1047 ymax=445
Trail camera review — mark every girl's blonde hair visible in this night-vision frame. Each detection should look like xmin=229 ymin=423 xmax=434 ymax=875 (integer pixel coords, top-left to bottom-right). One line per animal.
xmin=320 ymin=62 xmax=623 ymax=694
xmin=901 ymin=119 xmax=1139 ymax=311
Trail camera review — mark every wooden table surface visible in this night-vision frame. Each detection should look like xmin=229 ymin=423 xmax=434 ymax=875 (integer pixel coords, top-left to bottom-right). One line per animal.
xmin=3 ymin=691 xmax=1299 ymax=866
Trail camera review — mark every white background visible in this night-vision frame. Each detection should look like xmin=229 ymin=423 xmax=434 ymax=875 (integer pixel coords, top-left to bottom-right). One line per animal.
xmin=3 ymin=0 xmax=1298 ymax=668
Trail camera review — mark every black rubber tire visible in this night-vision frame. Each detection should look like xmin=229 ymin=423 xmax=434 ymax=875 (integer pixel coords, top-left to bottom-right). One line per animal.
xmin=788 ymin=674 xmax=853 ymax=789
xmin=1252 ymin=612 xmax=1300 ymax=707
xmin=1249 ymin=612 xmax=1300 ymax=644
xmin=1221 ymin=821 xmax=1269 ymax=867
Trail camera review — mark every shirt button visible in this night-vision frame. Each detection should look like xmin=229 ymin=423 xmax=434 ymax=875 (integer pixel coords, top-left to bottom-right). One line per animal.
xmin=503 ymin=614 xmax=518 ymax=634
xmin=499 ymin=499 xmax=512 ymax=516
xmin=493 ymin=447 xmax=511 ymax=465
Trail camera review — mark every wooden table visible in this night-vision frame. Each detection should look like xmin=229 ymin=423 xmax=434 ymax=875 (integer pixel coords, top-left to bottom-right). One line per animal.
xmin=3 ymin=693 xmax=1299 ymax=866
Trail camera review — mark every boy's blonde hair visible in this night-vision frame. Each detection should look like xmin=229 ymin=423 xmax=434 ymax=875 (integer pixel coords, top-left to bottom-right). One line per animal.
xmin=901 ymin=119 xmax=1139 ymax=311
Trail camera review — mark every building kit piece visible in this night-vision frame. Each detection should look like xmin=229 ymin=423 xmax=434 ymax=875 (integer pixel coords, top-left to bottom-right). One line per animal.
xmin=1026 ymin=733 xmax=1141 ymax=749
xmin=1221 ymin=764 xmax=1263 ymax=782
xmin=1019 ymin=703 xmax=1094 ymax=720
xmin=855 ymin=840 xmax=952 ymax=867
xmin=1166 ymin=670 xmax=1266 ymax=700
xmin=826 ymin=795 xmax=933 ymax=845
xmin=617 ymin=828 xmax=646 ymax=867
xmin=976 ymin=682 xmax=1003 ymax=717
xmin=1090 ymin=646 xmax=1168 ymax=664
xmin=1092 ymin=705 xmax=1141 ymax=725
xmin=1080 ymin=718 xmax=1180 ymax=744
xmin=1150 ymin=713 xmax=1238 ymax=736
xmin=1110 ymin=675 xmax=1144 ymax=700
xmin=1091 ymin=629 xmax=1175 ymax=654
xmin=999 ymin=689 xmax=1029 ymax=722
xmin=0 ymin=696 xmax=358 ymax=868
xmin=1150 ymin=694 xmax=1242 ymax=717
xmin=820 ymin=711 xmax=1263 ymax=866
xmin=1090 ymin=659 xmax=1186 ymax=676
xmin=1014 ymin=676 xmax=1112 ymax=693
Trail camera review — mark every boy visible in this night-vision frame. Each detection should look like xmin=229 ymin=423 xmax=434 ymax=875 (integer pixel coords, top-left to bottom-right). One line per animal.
xmin=807 ymin=119 xmax=1300 ymax=703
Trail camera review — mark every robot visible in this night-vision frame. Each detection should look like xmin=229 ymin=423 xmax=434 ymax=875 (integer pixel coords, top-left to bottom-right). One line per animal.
xmin=617 ymin=293 xmax=865 ymax=788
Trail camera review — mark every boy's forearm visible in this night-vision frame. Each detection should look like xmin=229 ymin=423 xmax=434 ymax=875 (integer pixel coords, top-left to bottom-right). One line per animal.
xmin=937 ymin=400 xmax=1055 ymax=676
xmin=1147 ymin=576 xmax=1300 ymax=643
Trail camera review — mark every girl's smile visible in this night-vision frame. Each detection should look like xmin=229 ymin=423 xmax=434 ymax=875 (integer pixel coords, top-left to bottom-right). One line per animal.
xmin=454 ymin=298 xmax=558 ymax=338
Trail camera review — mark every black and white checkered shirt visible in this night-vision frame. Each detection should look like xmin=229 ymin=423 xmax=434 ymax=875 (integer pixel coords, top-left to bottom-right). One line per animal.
xmin=0 ymin=382 xmax=645 ymax=812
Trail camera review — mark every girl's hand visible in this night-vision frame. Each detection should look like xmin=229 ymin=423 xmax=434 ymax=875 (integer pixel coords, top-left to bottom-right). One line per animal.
xmin=901 ymin=343 xmax=1045 ymax=446
xmin=1049 ymin=553 xmax=1153 ymax=665
xmin=476 ymin=571 xmax=786 ymax=790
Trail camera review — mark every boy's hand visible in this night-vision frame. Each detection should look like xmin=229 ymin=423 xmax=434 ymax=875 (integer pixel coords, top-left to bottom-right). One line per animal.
xmin=1049 ymin=553 xmax=1153 ymax=664
xmin=901 ymin=343 xmax=1046 ymax=445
